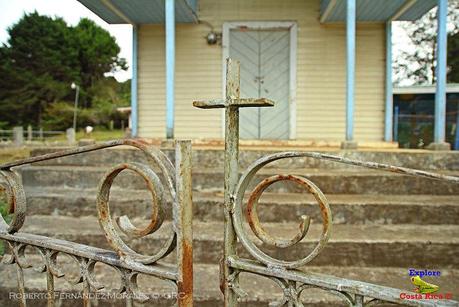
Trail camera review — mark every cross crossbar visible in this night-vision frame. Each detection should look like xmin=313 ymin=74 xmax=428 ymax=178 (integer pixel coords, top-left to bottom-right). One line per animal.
xmin=192 ymin=58 xmax=275 ymax=110
xmin=193 ymin=98 xmax=274 ymax=109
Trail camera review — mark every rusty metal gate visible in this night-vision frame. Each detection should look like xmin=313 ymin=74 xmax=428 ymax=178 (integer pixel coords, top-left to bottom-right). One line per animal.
xmin=0 ymin=140 xmax=192 ymax=306
xmin=1 ymin=59 xmax=459 ymax=307
xmin=194 ymin=58 xmax=459 ymax=307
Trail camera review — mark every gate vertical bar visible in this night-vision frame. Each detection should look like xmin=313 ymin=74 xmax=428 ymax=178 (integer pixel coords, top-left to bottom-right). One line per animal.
xmin=46 ymin=268 xmax=55 ymax=307
xmin=223 ymin=59 xmax=240 ymax=306
xmin=83 ymin=278 xmax=91 ymax=307
xmin=15 ymin=262 xmax=26 ymax=307
xmin=175 ymin=140 xmax=193 ymax=306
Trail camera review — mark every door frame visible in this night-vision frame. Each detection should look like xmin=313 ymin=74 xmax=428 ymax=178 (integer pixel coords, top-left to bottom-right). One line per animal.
xmin=221 ymin=21 xmax=297 ymax=139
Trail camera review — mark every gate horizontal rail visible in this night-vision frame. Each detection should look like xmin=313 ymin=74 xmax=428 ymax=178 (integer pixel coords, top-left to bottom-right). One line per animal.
xmin=0 ymin=139 xmax=193 ymax=307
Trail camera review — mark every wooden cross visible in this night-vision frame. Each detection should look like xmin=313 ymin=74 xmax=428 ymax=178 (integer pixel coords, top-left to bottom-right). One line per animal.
xmin=192 ymin=57 xmax=274 ymax=204
xmin=193 ymin=58 xmax=274 ymax=304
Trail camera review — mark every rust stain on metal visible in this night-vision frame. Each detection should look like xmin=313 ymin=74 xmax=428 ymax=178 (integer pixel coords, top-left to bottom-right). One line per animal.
xmin=177 ymin=240 xmax=193 ymax=306
xmin=99 ymin=207 xmax=108 ymax=220
xmin=8 ymin=189 xmax=16 ymax=214
xmin=246 ymin=174 xmax=317 ymax=249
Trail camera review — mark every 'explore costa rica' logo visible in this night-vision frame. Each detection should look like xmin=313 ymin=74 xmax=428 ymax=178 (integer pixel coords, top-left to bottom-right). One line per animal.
xmin=399 ymin=268 xmax=453 ymax=301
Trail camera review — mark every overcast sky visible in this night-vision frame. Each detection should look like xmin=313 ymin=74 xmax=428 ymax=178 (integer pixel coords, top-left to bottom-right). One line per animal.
xmin=0 ymin=0 xmax=132 ymax=81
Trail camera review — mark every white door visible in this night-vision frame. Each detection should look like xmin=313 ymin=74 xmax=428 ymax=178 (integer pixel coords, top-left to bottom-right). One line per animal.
xmin=229 ymin=29 xmax=290 ymax=139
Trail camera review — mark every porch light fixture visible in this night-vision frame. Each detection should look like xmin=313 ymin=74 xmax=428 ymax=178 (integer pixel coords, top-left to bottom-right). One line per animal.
xmin=199 ymin=20 xmax=221 ymax=45
xmin=206 ymin=31 xmax=220 ymax=45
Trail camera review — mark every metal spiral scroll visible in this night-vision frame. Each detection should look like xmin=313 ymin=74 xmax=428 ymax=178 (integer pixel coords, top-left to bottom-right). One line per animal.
xmin=233 ymin=152 xmax=333 ymax=269
xmin=0 ymin=170 xmax=26 ymax=233
xmin=0 ymin=139 xmax=178 ymax=264
xmin=96 ymin=140 xmax=177 ymax=265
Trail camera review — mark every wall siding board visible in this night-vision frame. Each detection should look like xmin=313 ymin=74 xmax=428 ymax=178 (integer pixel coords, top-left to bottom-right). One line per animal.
xmin=137 ymin=0 xmax=385 ymax=141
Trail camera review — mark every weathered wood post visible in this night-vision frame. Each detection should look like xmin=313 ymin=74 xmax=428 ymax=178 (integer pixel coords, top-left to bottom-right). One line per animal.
xmin=66 ymin=128 xmax=76 ymax=145
xmin=27 ymin=125 xmax=33 ymax=142
xmin=193 ymin=58 xmax=274 ymax=306
xmin=12 ymin=126 xmax=23 ymax=146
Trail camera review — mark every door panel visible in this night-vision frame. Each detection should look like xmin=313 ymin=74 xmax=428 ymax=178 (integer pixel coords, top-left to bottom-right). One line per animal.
xmin=260 ymin=30 xmax=290 ymax=139
xmin=229 ymin=28 xmax=290 ymax=139
xmin=229 ymin=30 xmax=260 ymax=139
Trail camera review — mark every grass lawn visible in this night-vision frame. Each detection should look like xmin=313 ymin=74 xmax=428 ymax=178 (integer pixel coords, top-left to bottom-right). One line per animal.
xmin=0 ymin=147 xmax=30 ymax=164
xmin=45 ymin=129 xmax=125 ymax=142
xmin=76 ymin=129 xmax=125 ymax=141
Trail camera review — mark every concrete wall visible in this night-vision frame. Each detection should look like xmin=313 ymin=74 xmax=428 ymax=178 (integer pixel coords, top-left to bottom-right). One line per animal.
xmin=137 ymin=0 xmax=385 ymax=141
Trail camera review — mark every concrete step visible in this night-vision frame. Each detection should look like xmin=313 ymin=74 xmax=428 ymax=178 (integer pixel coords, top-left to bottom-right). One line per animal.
xmin=18 ymin=165 xmax=459 ymax=195
xmin=0 ymin=260 xmax=458 ymax=306
xmin=30 ymin=146 xmax=459 ymax=171
xmin=15 ymin=215 xmax=459 ymax=268
xmin=23 ymin=187 xmax=459 ymax=225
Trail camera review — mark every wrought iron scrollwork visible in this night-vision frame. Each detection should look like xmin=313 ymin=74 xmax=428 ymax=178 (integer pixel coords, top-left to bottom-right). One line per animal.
xmin=233 ymin=152 xmax=333 ymax=269
xmin=226 ymin=151 xmax=459 ymax=306
xmin=226 ymin=151 xmax=459 ymax=307
xmin=0 ymin=139 xmax=193 ymax=306
xmin=97 ymin=161 xmax=175 ymax=264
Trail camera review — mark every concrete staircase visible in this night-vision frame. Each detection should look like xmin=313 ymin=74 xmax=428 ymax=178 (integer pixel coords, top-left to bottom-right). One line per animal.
xmin=1 ymin=147 xmax=459 ymax=306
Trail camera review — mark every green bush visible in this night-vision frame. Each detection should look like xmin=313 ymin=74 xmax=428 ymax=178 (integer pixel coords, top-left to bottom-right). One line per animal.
xmin=42 ymin=99 xmax=126 ymax=131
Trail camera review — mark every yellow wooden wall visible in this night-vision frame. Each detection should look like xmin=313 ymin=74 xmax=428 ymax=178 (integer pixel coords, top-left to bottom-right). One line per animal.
xmin=137 ymin=0 xmax=385 ymax=141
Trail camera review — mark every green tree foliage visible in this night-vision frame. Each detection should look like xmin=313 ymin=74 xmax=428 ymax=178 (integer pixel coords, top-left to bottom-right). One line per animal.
xmin=0 ymin=12 xmax=128 ymax=129
xmin=0 ymin=12 xmax=79 ymax=126
xmin=74 ymin=18 xmax=127 ymax=108
xmin=394 ymin=2 xmax=459 ymax=85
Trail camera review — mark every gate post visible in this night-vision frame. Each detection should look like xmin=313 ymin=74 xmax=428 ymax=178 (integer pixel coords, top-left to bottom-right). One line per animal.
xmin=222 ymin=60 xmax=241 ymax=306
xmin=175 ymin=140 xmax=193 ymax=306
xmin=193 ymin=58 xmax=274 ymax=306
